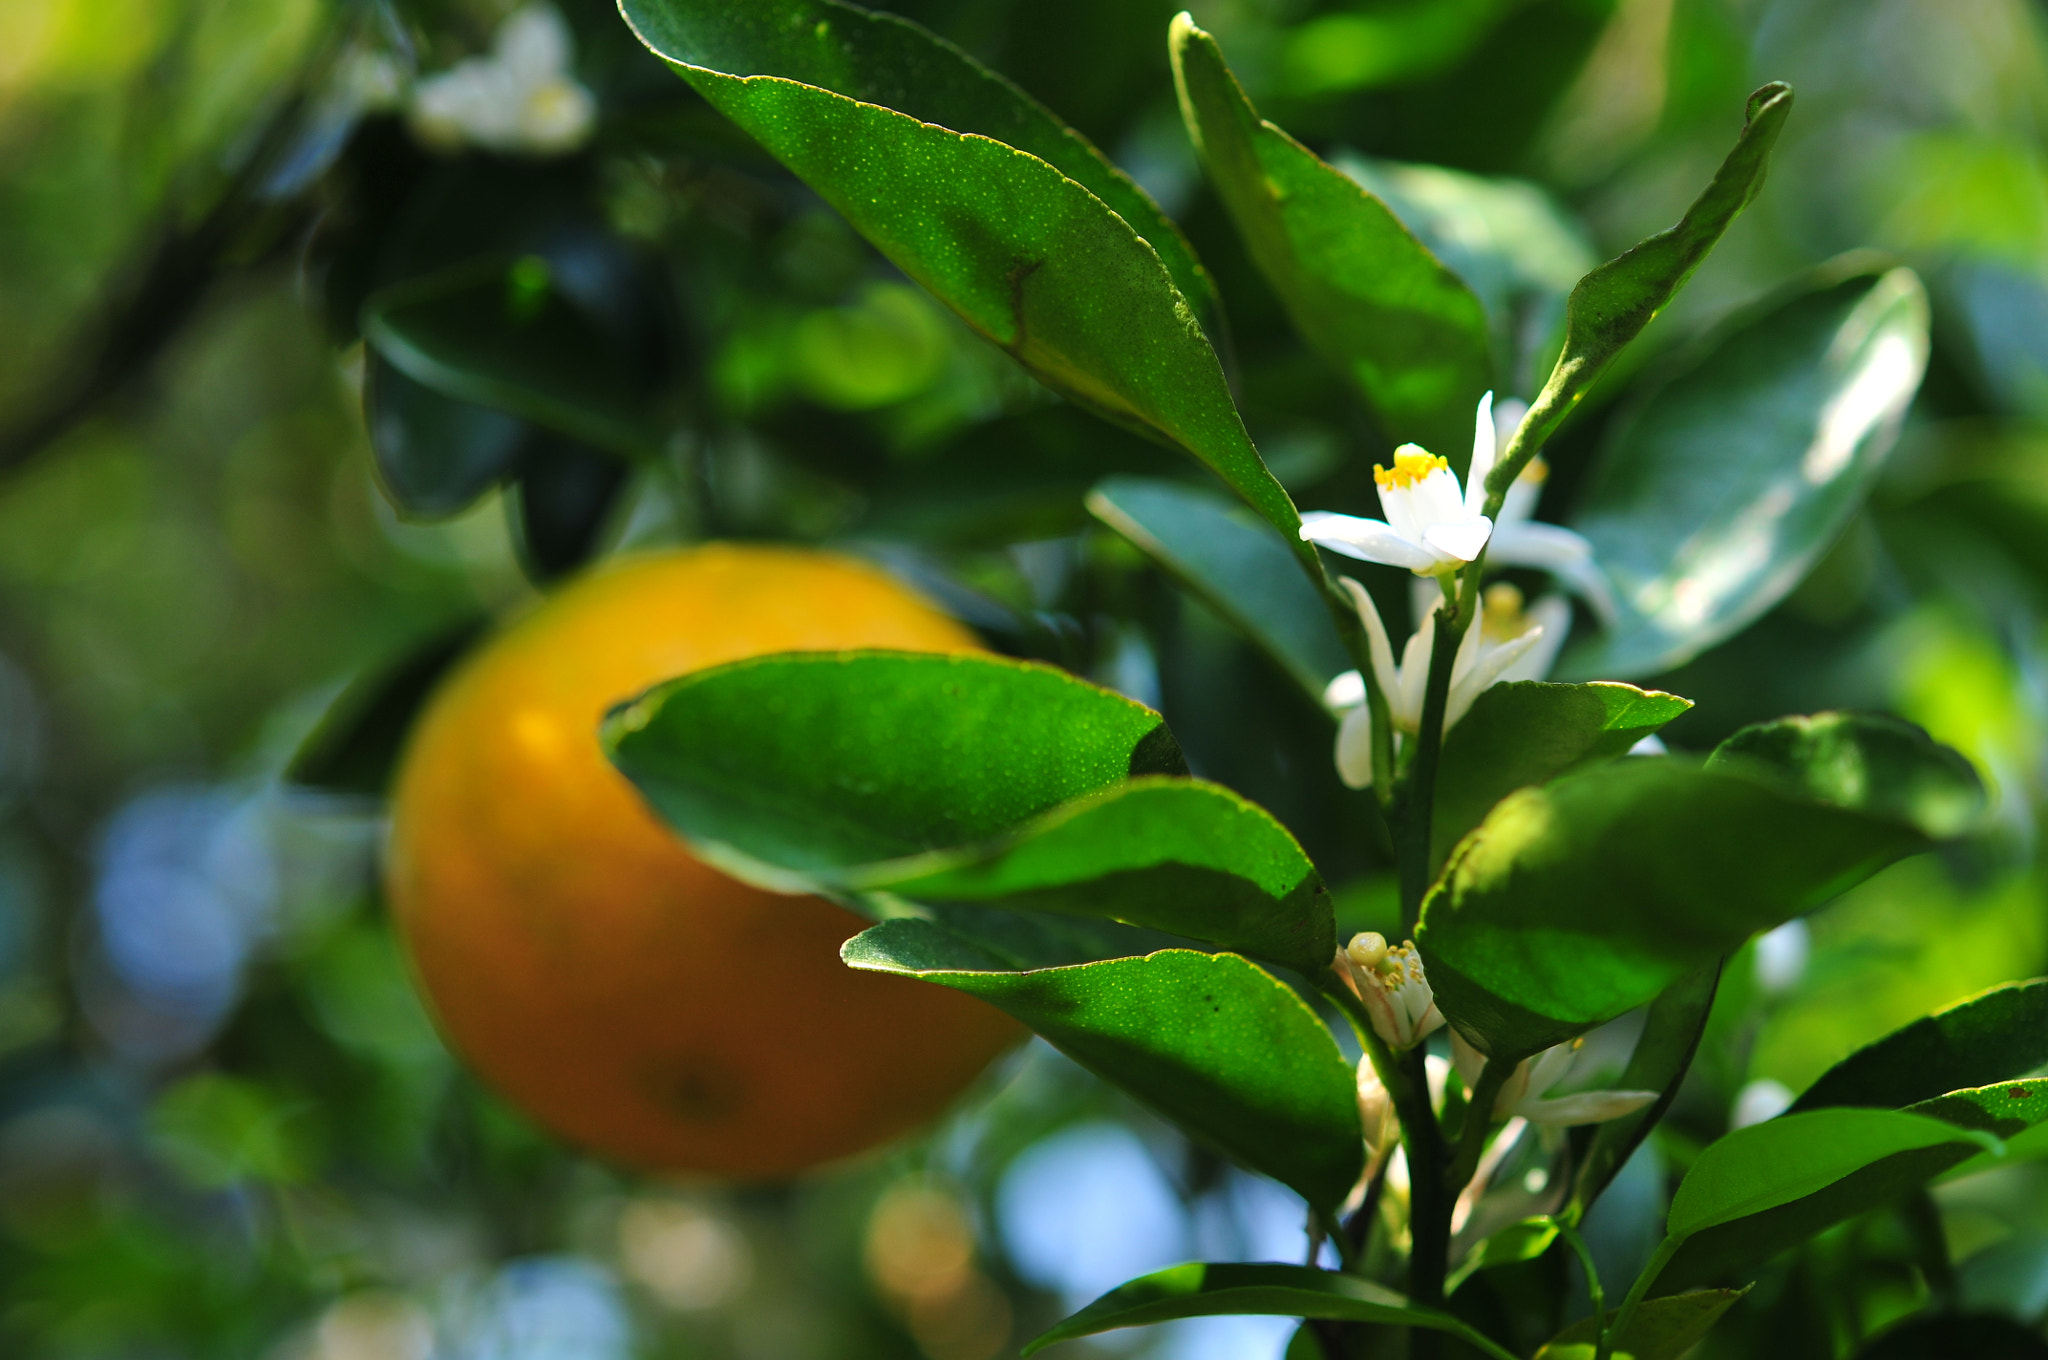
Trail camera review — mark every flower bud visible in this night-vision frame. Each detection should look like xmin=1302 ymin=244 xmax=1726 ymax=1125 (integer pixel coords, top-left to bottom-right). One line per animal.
xmin=1332 ymin=933 xmax=1443 ymax=1051
xmin=1356 ymin=1058 xmax=1399 ymax=1169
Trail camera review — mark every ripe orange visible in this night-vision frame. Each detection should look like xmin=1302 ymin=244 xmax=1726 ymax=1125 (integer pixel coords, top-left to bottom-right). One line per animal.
xmin=386 ymin=545 xmax=1022 ymax=1178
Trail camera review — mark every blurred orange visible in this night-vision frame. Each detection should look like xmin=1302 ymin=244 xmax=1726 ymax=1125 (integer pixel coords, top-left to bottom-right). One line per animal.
xmin=386 ymin=545 xmax=1021 ymax=1177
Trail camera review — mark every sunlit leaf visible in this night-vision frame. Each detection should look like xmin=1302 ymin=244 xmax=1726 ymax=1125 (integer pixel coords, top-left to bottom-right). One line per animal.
xmin=1418 ymin=713 xmax=1980 ymax=1057
xmin=1088 ymin=476 xmax=1350 ymax=704
xmin=603 ymin=651 xmax=1183 ymax=893
xmin=1433 ymin=680 xmax=1691 ymax=868
xmin=1561 ymin=265 xmax=1930 ymax=678
xmin=843 ymin=929 xmax=1362 ymax=1212
xmin=1172 ymin=15 xmax=1492 ymax=455
xmin=1495 ymin=83 xmax=1794 ymax=499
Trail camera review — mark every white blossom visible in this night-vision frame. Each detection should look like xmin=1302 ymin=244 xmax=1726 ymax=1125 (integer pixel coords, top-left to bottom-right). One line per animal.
xmin=1299 ymin=394 xmax=1499 ymax=576
xmin=1451 ymin=1030 xmax=1658 ymax=1127
xmin=1333 ymin=932 xmax=1444 ymax=1051
xmin=1323 ymin=580 xmax=1556 ymax=789
xmin=411 ymin=6 xmax=596 ymax=156
xmin=1356 ymin=1058 xmax=1400 ymax=1172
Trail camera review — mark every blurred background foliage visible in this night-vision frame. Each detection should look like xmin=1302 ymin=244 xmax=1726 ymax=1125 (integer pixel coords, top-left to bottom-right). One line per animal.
xmin=4 ymin=0 xmax=2048 ymax=1356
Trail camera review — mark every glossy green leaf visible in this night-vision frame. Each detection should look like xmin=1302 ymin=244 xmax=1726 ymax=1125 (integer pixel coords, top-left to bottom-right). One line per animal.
xmin=1432 ymin=680 xmax=1692 ymax=867
xmin=1418 ymin=713 xmax=1980 ymax=1057
xmin=1172 ymin=16 xmax=1491 ymax=455
xmin=363 ymin=257 xmax=668 ymax=460
xmin=1671 ymin=1108 xmax=1997 ymax=1239
xmin=618 ymin=0 xmax=1211 ymax=316
xmin=1658 ymin=1108 xmax=2004 ymax=1288
xmin=1019 ymin=1262 xmax=1516 ymax=1359
xmin=1335 ymin=154 xmax=1596 ymax=391
xmin=1087 ymin=476 xmax=1350 ymax=703
xmin=603 ymin=651 xmax=1185 ymax=892
xmin=1532 ymin=1289 xmax=1746 ymax=1360
xmin=1560 ymin=265 xmax=1930 ymax=678
xmin=624 ymin=0 xmax=1313 ymax=565
xmin=285 ymin=615 xmax=488 ymax=797
xmin=843 ymin=929 xmax=1362 ymax=1212
xmin=1495 ymin=83 xmax=1794 ymax=500
xmin=1448 ymin=1217 xmax=1557 ymax=1294
xmin=1793 ymin=980 xmax=2048 ymax=1116
xmin=362 ymin=353 xmax=527 ymax=518
xmin=1573 ymin=963 xmax=1721 ymax=1215
xmin=886 ymin=778 xmax=1334 ymax=975
xmin=1709 ymin=711 xmax=1983 ymax=840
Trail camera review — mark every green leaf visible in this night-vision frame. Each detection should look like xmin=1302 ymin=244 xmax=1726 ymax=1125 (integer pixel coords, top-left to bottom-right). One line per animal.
xmin=1791 ymin=980 xmax=2048 ymax=1116
xmin=1087 ymin=476 xmax=1350 ymax=704
xmin=618 ymin=0 xmax=1212 ymax=317
xmin=1333 ymin=154 xmax=1596 ymax=391
xmin=1171 ymin=15 xmax=1492 ymax=456
xmin=623 ymin=0 xmax=1313 ymax=564
xmin=603 ymin=651 xmax=1184 ymax=893
xmin=1911 ymin=1079 xmax=2048 ymax=1140
xmin=1532 ymin=1289 xmax=1747 ymax=1360
xmin=1418 ymin=713 xmax=1979 ymax=1057
xmin=1658 ymin=1109 xmax=2003 ymax=1289
xmin=843 ymin=929 xmax=1363 ymax=1212
xmin=1432 ymin=680 xmax=1692 ymax=868
xmin=1573 ymin=963 xmax=1721 ymax=1215
xmin=363 ymin=353 xmax=528 ymax=518
xmin=1849 ymin=1315 xmax=2048 ymax=1359
xmin=886 ymin=778 xmax=1335 ymax=975
xmin=1709 ymin=710 xmax=1982 ymax=840
xmin=1448 ymin=1217 xmax=1558 ymax=1295
xmin=363 ymin=256 xmax=668 ymax=461
xmin=1560 ymin=265 xmax=1931 ymax=679
xmin=1670 ymin=1108 xmax=1998 ymax=1239
xmin=504 ymin=434 xmax=631 ymax=584
xmin=1495 ymin=83 xmax=1794 ymax=499
xmin=286 ymin=615 xmax=488 ymax=797
xmin=1018 ymin=1262 xmax=1516 ymax=1359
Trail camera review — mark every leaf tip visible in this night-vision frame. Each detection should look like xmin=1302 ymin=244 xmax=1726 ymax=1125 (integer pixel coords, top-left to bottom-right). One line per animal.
xmin=1746 ymin=81 xmax=1795 ymax=122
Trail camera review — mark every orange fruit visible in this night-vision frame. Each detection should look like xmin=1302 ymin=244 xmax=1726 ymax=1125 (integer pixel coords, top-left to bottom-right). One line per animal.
xmin=386 ymin=545 xmax=1022 ymax=1178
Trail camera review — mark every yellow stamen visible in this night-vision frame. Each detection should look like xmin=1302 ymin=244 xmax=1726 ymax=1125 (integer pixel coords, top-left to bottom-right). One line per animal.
xmin=1481 ymin=583 xmax=1529 ymax=642
xmin=1373 ymin=450 xmax=1448 ymax=492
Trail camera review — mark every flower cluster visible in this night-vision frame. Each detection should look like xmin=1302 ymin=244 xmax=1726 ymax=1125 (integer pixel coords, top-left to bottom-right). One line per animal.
xmin=1449 ymin=1030 xmax=1658 ymax=1127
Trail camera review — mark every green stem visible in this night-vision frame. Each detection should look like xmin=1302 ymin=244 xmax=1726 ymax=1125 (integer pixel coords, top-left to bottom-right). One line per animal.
xmin=1393 ymin=572 xmax=1478 ymax=932
xmin=1315 ymin=1208 xmax=1360 ymax=1272
xmin=1549 ymin=1217 xmax=1607 ymax=1360
xmin=1444 ymin=1059 xmax=1511 ymax=1197
xmin=1402 ymin=1044 xmax=1452 ymax=1316
xmin=1604 ymin=1234 xmax=1682 ymax=1358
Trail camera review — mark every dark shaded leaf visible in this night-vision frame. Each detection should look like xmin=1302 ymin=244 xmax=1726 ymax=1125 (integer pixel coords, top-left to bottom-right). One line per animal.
xmin=1561 ymin=265 xmax=1930 ymax=678
xmin=1532 ymin=1288 xmax=1746 ymax=1360
xmin=1433 ymin=680 xmax=1692 ymax=868
xmin=285 ymin=615 xmax=489 ymax=797
xmin=1573 ymin=963 xmax=1721 ymax=1214
xmin=1016 ymin=1262 xmax=1514 ymax=1358
xmin=1791 ymin=980 xmax=2048 ymax=1115
xmin=623 ymin=0 xmax=1314 ymax=562
xmin=1171 ymin=16 xmax=1492 ymax=455
xmin=1851 ymin=1315 xmax=2048 ymax=1360
xmin=1088 ymin=476 xmax=1350 ymax=704
xmin=844 ymin=929 xmax=1362 ymax=1212
xmin=363 ymin=353 xmax=527 ymax=518
xmin=506 ymin=436 xmax=631 ymax=584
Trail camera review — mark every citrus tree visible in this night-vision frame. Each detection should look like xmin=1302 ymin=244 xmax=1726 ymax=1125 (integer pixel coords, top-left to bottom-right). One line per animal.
xmin=525 ymin=4 xmax=2040 ymax=1356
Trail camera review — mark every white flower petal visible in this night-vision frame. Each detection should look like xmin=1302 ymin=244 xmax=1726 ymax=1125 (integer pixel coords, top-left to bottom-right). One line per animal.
xmin=1521 ymin=1043 xmax=1580 ymax=1103
xmin=1445 ymin=627 xmax=1543 ymax=728
xmin=1396 ymin=616 xmax=1434 ymax=731
xmin=1519 ymin=1089 xmax=1660 ymax=1126
xmin=1411 ymin=465 xmax=1468 ymax=529
xmin=1301 ymin=513 xmax=1437 ymax=571
xmin=1498 ymin=595 xmax=1571 ymax=684
xmin=1323 ymin=669 xmax=1365 ymax=712
xmin=1466 ymin=391 xmax=1496 ymax=515
xmin=1449 ymin=1028 xmax=1487 ymax=1088
xmin=1336 ymin=578 xmax=1401 ymax=710
xmin=1488 ymin=521 xmax=1618 ymax=624
xmin=1335 ymin=705 xmax=1375 ymax=789
xmin=1421 ymin=516 xmax=1494 ymax=563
